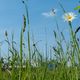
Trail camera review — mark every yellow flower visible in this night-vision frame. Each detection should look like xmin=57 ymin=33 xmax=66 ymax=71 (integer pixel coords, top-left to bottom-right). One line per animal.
xmin=63 ymin=12 xmax=76 ymax=22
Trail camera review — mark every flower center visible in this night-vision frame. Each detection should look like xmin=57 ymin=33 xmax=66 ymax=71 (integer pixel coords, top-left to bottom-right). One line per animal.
xmin=67 ymin=15 xmax=72 ymax=20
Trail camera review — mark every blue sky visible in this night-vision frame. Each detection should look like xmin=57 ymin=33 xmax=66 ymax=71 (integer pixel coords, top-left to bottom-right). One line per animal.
xmin=0 ymin=0 xmax=80 ymax=57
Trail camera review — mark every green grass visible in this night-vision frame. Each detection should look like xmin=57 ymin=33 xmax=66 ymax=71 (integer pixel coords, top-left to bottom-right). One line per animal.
xmin=0 ymin=0 xmax=80 ymax=80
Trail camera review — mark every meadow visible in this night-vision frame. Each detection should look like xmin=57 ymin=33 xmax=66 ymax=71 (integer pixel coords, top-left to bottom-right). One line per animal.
xmin=0 ymin=0 xmax=80 ymax=80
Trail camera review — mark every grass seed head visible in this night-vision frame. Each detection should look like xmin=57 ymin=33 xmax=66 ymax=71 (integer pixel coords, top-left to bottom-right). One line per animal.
xmin=23 ymin=15 xmax=26 ymax=32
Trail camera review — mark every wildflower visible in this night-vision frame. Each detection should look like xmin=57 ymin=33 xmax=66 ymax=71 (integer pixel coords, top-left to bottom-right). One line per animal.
xmin=50 ymin=8 xmax=57 ymax=16
xmin=63 ymin=12 xmax=76 ymax=22
xmin=48 ymin=63 xmax=55 ymax=70
xmin=31 ymin=60 xmax=38 ymax=67
xmin=42 ymin=8 xmax=57 ymax=17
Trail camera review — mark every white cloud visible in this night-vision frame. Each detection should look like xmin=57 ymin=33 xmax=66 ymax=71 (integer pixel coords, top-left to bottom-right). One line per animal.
xmin=42 ymin=12 xmax=51 ymax=17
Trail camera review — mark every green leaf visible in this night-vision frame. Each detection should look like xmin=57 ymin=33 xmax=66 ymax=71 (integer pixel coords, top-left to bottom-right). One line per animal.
xmin=74 ymin=6 xmax=80 ymax=10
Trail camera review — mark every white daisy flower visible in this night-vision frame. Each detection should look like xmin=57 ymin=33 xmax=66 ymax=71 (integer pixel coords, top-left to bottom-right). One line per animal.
xmin=63 ymin=12 xmax=76 ymax=22
xmin=31 ymin=60 xmax=38 ymax=67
